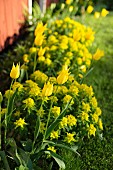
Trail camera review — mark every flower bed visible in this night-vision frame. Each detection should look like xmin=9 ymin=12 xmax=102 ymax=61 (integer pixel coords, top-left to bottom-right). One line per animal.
xmin=22 ymin=17 xmax=104 ymax=82
xmin=0 ymin=16 xmax=104 ymax=170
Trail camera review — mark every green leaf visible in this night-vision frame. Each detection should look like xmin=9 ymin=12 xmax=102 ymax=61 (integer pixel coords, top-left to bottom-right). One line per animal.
xmin=54 ymin=143 xmax=79 ymax=155
xmin=18 ymin=69 xmax=25 ymax=83
xmin=43 ymin=140 xmax=56 ymax=145
xmin=32 ymin=1 xmax=41 ymax=19
xmin=45 ymin=151 xmax=65 ymax=169
xmin=21 ymin=140 xmax=32 ymax=152
xmin=7 ymin=88 xmax=18 ymax=122
xmin=43 ymin=140 xmax=80 ymax=156
xmin=6 ymin=138 xmax=17 ymax=150
xmin=15 ymin=165 xmax=28 ymax=170
xmin=45 ymin=100 xmax=71 ymax=139
xmin=80 ymin=67 xmax=94 ymax=84
xmin=6 ymin=138 xmax=23 ymax=165
xmin=30 ymin=151 xmax=43 ymax=161
xmin=0 ymin=151 xmax=11 ymax=170
xmin=34 ymin=115 xmax=40 ymax=142
xmin=48 ymin=161 xmax=53 ymax=170
xmin=18 ymin=148 xmax=33 ymax=170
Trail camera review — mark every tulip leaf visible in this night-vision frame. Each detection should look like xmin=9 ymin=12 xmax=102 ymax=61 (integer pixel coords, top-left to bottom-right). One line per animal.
xmin=18 ymin=148 xmax=33 ymax=170
xmin=7 ymin=88 xmax=18 ymax=122
xmin=43 ymin=140 xmax=80 ymax=155
xmin=45 ymin=100 xmax=71 ymax=139
xmin=48 ymin=161 xmax=53 ymax=170
xmin=45 ymin=151 xmax=65 ymax=169
xmin=0 ymin=151 xmax=11 ymax=170
xmin=21 ymin=140 xmax=32 ymax=152
xmin=55 ymin=143 xmax=80 ymax=156
xmin=18 ymin=68 xmax=25 ymax=83
xmin=34 ymin=115 xmax=40 ymax=143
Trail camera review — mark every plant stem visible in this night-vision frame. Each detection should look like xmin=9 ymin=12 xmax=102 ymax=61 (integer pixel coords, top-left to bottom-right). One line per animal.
xmin=0 ymin=104 xmax=1 ymax=162
xmin=4 ymin=79 xmax=14 ymax=144
xmin=43 ymin=100 xmax=53 ymax=141
xmin=33 ymin=52 xmax=37 ymax=72
xmin=43 ymin=85 xmax=59 ymax=141
xmin=0 ymin=104 xmax=1 ymax=151
xmin=32 ymin=101 xmax=44 ymax=152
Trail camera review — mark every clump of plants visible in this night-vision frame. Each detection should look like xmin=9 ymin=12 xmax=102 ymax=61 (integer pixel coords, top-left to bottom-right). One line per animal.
xmin=0 ymin=62 xmax=103 ymax=169
xmin=22 ymin=17 xmax=104 ymax=82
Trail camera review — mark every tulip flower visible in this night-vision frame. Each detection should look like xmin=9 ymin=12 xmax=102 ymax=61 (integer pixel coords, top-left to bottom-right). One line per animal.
xmin=57 ymin=68 xmax=69 ymax=85
xmin=86 ymin=5 xmax=94 ymax=14
xmin=94 ymin=12 xmax=100 ymax=19
xmin=42 ymin=82 xmax=53 ymax=97
xmin=93 ymin=49 xmax=104 ymax=60
xmin=10 ymin=63 xmax=20 ymax=79
xmin=101 ymin=8 xmax=109 ymax=17
xmin=65 ymin=0 xmax=71 ymax=5
xmin=34 ymin=22 xmax=47 ymax=37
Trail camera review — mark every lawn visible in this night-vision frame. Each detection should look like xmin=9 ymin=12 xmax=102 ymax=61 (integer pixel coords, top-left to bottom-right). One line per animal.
xmin=61 ymin=12 xmax=113 ymax=170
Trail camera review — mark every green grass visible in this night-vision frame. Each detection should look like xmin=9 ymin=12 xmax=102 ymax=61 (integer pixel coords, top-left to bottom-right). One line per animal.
xmin=60 ymin=12 xmax=113 ymax=170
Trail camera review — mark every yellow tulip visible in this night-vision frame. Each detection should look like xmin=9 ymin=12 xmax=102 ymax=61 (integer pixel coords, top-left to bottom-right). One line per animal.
xmin=10 ymin=63 xmax=20 ymax=79
xmin=42 ymin=82 xmax=53 ymax=97
xmin=34 ymin=22 xmax=47 ymax=36
xmin=94 ymin=12 xmax=100 ymax=19
xmin=34 ymin=34 xmax=45 ymax=46
xmin=69 ymin=6 xmax=73 ymax=12
xmin=38 ymin=47 xmax=46 ymax=57
xmin=86 ymin=5 xmax=94 ymax=14
xmin=57 ymin=68 xmax=69 ymax=84
xmin=65 ymin=0 xmax=71 ymax=5
xmin=93 ymin=49 xmax=104 ymax=60
xmin=101 ymin=8 xmax=109 ymax=17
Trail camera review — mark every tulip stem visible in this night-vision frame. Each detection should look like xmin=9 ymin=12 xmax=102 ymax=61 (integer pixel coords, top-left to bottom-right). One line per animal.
xmin=43 ymin=86 xmax=58 ymax=141
xmin=43 ymin=100 xmax=53 ymax=141
xmin=4 ymin=79 xmax=14 ymax=145
xmin=0 ymin=103 xmax=1 ymax=151
xmin=33 ymin=52 xmax=37 ymax=72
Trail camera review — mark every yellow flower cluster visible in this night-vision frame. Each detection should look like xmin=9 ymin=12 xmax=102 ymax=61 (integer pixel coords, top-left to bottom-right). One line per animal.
xmin=30 ymin=70 xmax=48 ymax=85
xmin=64 ymin=133 xmax=76 ymax=143
xmin=0 ymin=108 xmax=7 ymax=116
xmin=14 ymin=118 xmax=27 ymax=129
xmin=51 ymin=106 xmax=60 ymax=117
xmin=23 ymin=98 xmax=35 ymax=111
xmin=47 ymin=146 xmax=56 ymax=153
